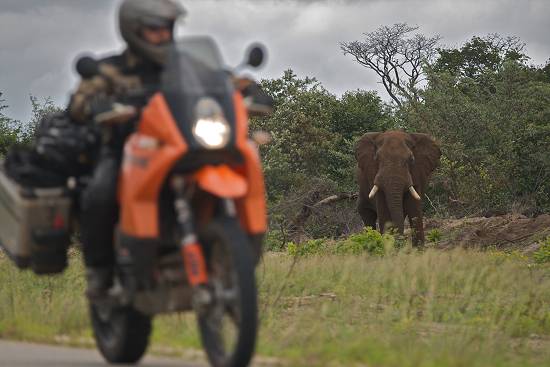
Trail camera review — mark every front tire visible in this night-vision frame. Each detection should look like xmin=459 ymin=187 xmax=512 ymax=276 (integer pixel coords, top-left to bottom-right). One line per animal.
xmin=198 ymin=218 xmax=258 ymax=367
xmin=90 ymin=303 xmax=152 ymax=364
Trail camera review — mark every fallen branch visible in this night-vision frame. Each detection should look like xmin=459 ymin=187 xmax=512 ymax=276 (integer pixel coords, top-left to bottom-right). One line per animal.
xmin=288 ymin=192 xmax=358 ymax=242
xmin=312 ymin=192 xmax=358 ymax=208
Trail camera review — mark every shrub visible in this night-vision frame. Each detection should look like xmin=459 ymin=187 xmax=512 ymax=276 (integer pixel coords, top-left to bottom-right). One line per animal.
xmin=287 ymin=238 xmax=329 ymax=257
xmin=426 ymin=228 xmax=443 ymax=243
xmin=336 ymin=227 xmax=395 ymax=255
xmin=533 ymin=237 xmax=550 ymax=264
xmin=264 ymin=230 xmax=287 ymax=252
xmin=286 ymin=227 xmax=398 ymax=257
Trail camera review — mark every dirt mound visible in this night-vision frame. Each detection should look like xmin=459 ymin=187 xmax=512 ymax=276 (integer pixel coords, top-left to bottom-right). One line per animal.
xmin=424 ymin=214 xmax=550 ymax=251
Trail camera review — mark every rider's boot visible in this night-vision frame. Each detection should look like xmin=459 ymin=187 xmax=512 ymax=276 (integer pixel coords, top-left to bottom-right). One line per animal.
xmin=85 ymin=267 xmax=113 ymax=300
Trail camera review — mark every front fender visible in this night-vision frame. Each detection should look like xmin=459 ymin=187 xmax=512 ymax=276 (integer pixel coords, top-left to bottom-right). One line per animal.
xmin=193 ymin=165 xmax=248 ymax=199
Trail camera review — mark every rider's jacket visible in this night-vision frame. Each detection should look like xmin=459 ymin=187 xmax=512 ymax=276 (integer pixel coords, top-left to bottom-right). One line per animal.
xmin=68 ymin=50 xmax=163 ymax=151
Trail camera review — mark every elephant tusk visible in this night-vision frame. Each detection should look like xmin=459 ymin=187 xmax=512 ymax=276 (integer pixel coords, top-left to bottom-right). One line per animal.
xmin=368 ymin=185 xmax=379 ymax=199
xmin=409 ymin=186 xmax=421 ymax=200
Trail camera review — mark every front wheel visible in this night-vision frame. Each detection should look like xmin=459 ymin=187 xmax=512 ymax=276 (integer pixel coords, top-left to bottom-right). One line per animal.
xmin=198 ymin=218 xmax=258 ymax=367
xmin=89 ymin=302 xmax=152 ymax=364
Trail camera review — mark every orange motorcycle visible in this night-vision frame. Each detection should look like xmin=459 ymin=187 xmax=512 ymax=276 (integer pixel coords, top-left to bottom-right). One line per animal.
xmin=79 ymin=36 xmax=268 ymax=367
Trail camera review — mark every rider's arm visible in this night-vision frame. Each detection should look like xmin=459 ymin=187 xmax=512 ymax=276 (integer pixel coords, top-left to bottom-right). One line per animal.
xmin=68 ymin=75 xmax=111 ymax=124
xmin=68 ymin=62 xmax=141 ymax=124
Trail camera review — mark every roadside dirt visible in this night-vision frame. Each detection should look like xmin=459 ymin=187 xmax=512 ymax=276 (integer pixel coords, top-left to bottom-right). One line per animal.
xmin=424 ymin=213 xmax=550 ymax=252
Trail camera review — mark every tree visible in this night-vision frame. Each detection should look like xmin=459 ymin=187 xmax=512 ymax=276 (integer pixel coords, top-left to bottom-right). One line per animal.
xmin=252 ymin=70 xmax=391 ymax=240
xmin=404 ymin=56 xmax=550 ymax=215
xmin=341 ymin=23 xmax=441 ymax=107
xmin=0 ymin=92 xmax=20 ymax=156
xmin=0 ymin=93 xmax=62 ymax=155
xmin=23 ymin=95 xmax=62 ymax=144
xmin=541 ymin=59 xmax=550 ymax=82
xmin=433 ymin=34 xmax=528 ymax=79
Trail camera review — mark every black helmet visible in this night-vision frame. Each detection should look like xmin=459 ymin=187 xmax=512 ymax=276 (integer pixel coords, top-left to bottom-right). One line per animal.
xmin=119 ymin=0 xmax=186 ymax=65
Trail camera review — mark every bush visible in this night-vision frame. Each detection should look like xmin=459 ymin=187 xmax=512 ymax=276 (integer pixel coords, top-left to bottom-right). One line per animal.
xmin=287 ymin=239 xmax=329 ymax=257
xmin=264 ymin=229 xmax=287 ymax=252
xmin=287 ymin=227 xmax=398 ymax=257
xmin=426 ymin=228 xmax=443 ymax=243
xmin=533 ymin=237 xmax=550 ymax=264
xmin=336 ymin=227 xmax=396 ymax=255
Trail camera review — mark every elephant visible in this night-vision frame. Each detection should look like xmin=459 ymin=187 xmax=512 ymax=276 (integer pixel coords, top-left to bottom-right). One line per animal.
xmin=355 ymin=130 xmax=441 ymax=246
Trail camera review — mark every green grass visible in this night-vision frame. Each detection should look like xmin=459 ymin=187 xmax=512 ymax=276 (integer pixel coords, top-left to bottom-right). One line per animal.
xmin=1 ymin=245 xmax=549 ymax=366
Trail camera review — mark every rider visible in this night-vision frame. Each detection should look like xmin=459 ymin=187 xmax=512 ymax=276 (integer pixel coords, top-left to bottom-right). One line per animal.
xmin=68 ymin=0 xmax=186 ymax=298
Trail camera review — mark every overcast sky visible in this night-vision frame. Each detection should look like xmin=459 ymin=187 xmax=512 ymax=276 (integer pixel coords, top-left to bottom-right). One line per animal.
xmin=1 ymin=0 xmax=549 ymax=122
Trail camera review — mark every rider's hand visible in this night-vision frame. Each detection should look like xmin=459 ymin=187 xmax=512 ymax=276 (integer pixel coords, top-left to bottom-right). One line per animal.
xmin=234 ymin=77 xmax=274 ymax=116
xmin=91 ymin=98 xmax=137 ymax=125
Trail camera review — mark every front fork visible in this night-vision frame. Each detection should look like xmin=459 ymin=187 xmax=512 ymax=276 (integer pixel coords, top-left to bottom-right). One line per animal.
xmin=172 ymin=176 xmax=238 ymax=313
xmin=172 ymin=176 xmax=209 ymax=287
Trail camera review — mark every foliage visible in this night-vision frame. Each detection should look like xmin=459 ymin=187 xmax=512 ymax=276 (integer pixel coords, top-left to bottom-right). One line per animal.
xmin=264 ymin=229 xmax=287 ymax=252
xmin=433 ymin=34 xmax=528 ymax=80
xmin=257 ymin=32 xmax=550 ymax=235
xmin=254 ymin=71 xmax=344 ymax=198
xmin=287 ymin=227 xmax=398 ymax=257
xmin=0 ymin=93 xmax=22 ymax=156
xmin=254 ymin=70 xmax=390 ymax=197
xmin=26 ymin=95 xmax=62 ymax=143
xmin=252 ymin=70 xmax=391 ymax=239
xmin=0 ymin=93 xmax=61 ymax=155
xmin=287 ymin=238 xmax=329 ymax=257
xmin=426 ymin=228 xmax=443 ymax=243
xmin=402 ymin=38 xmax=550 ymax=215
xmin=533 ymin=237 xmax=550 ymax=264
xmin=335 ymin=226 xmax=397 ymax=255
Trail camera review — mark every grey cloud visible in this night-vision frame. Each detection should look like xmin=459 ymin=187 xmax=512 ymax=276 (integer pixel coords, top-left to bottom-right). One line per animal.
xmin=1 ymin=0 xmax=549 ymax=123
xmin=0 ymin=0 xmax=112 ymax=13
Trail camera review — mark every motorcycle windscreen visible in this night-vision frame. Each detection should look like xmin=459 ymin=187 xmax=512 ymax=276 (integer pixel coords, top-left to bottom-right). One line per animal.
xmin=161 ymin=36 xmax=237 ymax=151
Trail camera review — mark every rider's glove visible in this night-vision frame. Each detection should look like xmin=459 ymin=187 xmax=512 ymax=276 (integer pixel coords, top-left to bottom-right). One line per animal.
xmin=235 ymin=78 xmax=274 ymax=116
xmin=90 ymin=97 xmax=137 ymax=125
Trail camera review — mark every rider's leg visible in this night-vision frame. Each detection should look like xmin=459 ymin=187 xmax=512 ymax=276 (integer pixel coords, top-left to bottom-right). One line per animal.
xmin=80 ymin=150 xmax=120 ymax=298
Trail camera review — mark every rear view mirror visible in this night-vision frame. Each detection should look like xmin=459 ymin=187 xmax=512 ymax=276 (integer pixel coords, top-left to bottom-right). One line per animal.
xmin=244 ymin=43 xmax=266 ymax=69
xmin=76 ymin=56 xmax=99 ymax=79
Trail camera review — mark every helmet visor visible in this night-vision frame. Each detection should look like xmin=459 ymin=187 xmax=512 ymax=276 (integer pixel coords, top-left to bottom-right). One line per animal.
xmin=140 ymin=15 xmax=174 ymax=29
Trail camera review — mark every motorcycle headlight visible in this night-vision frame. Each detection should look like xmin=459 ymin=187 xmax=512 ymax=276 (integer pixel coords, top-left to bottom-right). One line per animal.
xmin=192 ymin=98 xmax=230 ymax=149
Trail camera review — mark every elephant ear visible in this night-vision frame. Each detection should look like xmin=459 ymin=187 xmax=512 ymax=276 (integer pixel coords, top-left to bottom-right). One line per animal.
xmin=355 ymin=132 xmax=380 ymax=182
xmin=411 ymin=133 xmax=441 ymax=185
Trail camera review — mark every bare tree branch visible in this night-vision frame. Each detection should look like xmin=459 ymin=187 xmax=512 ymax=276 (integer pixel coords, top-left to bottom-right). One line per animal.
xmin=341 ymin=23 xmax=441 ymax=105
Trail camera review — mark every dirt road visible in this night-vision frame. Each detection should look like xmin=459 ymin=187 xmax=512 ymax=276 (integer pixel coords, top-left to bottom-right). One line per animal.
xmin=0 ymin=340 xmax=204 ymax=367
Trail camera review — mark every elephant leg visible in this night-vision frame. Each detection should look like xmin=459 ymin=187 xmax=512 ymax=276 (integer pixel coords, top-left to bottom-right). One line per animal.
xmin=405 ymin=197 xmax=425 ymax=247
xmin=357 ymin=197 xmax=377 ymax=229
xmin=408 ymin=216 xmax=424 ymax=247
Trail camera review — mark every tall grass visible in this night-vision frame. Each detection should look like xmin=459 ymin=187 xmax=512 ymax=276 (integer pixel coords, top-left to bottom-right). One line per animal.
xmin=0 ymin=250 xmax=88 ymax=342
xmin=257 ymin=249 xmax=550 ymax=366
xmin=0 ymin=247 xmax=549 ymax=366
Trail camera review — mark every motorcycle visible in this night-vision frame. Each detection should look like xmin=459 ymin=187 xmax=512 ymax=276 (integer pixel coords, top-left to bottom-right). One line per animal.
xmin=76 ymin=36 xmax=270 ymax=366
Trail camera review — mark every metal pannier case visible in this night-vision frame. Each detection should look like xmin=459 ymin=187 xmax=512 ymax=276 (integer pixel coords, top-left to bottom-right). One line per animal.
xmin=0 ymin=168 xmax=72 ymax=275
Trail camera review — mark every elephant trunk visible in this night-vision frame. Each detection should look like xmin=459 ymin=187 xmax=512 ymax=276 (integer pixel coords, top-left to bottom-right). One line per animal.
xmin=386 ymin=182 xmax=405 ymax=234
